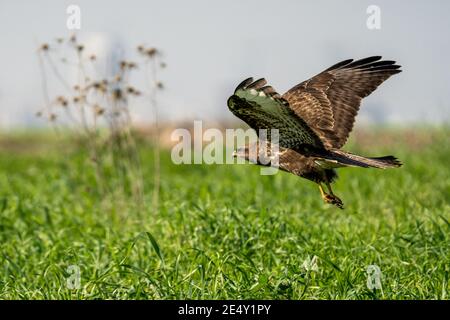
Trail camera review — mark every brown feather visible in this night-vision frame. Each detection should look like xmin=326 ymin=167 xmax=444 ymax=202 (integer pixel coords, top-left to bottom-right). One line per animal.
xmin=282 ymin=56 xmax=402 ymax=148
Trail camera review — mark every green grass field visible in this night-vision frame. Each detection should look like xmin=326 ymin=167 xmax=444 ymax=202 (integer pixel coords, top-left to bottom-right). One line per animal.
xmin=0 ymin=127 xmax=449 ymax=299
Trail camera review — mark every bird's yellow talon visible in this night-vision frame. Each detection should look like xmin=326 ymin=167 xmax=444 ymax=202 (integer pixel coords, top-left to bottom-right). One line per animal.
xmin=323 ymin=194 xmax=344 ymax=209
xmin=319 ymin=184 xmax=344 ymax=209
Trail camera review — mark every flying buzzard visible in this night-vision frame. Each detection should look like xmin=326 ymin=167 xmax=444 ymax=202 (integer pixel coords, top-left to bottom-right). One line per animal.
xmin=228 ymin=56 xmax=402 ymax=209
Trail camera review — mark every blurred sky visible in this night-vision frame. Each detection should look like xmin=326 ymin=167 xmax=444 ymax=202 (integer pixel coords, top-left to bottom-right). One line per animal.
xmin=0 ymin=0 xmax=449 ymax=128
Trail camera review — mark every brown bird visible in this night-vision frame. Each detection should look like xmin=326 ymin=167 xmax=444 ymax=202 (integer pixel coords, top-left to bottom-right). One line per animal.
xmin=228 ymin=56 xmax=402 ymax=209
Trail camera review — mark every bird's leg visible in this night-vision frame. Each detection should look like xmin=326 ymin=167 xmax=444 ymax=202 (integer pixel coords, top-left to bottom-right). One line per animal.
xmin=325 ymin=181 xmax=335 ymax=196
xmin=324 ymin=181 xmax=344 ymax=209
xmin=319 ymin=183 xmax=336 ymax=205
xmin=318 ymin=183 xmax=327 ymax=198
xmin=318 ymin=182 xmax=344 ymax=209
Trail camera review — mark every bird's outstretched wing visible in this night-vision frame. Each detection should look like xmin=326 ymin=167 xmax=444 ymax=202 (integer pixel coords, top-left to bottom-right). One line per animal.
xmin=227 ymin=78 xmax=325 ymax=151
xmin=282 ymin=56 xmax=402 ymax=148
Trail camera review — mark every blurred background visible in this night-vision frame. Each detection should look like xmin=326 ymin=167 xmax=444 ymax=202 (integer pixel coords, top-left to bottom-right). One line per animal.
xmin=1 ymin=0 xmax=449 ymax=130
xmin=0 ymin=1 xmax=449 ymax=300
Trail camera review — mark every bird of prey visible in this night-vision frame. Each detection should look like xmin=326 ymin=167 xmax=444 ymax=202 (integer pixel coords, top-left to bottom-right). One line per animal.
xmin=228 ymin=56 xmax=402 ymax=209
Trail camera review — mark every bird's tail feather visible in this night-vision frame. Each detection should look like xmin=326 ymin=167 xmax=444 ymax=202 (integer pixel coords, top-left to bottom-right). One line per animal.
xmin=324 ymin=150 xmax=402 ymax=169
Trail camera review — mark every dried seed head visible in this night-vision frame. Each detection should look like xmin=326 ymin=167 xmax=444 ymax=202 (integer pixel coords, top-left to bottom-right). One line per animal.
xmin=93 ymin=104 xmax=105 ymax=115
xmin=128 ymin=62 xmax=137 ymax=69
xmin=146 ymin=48 xmax=157 ymax=57
xmin=49 ymin=113 xmax=57 ymax=121
xmin=156 ymin=81 xmax=164 ymax=89
xmin=70 ymin=34 xmax=77 ymax=43
xmin=76 ymin=45 xmax=84 ymax=52
xmin=92 ymin=82 xmax=107 ymax=93
xmin=73 ymin=95 xmax=85 ymax=104
xmin=126 ymin=86 xmax=142 ymax=96
xmin=120 ymin=60 xmax=127 ymax=70
xmin=40 ymin=43 xmax=49 ymax=51
xmin=112 ymin=88 xmax=123 ymax=101
xmin=56 ymin=96 xmax=68 ymax=107
xmin=137 ymin=45 xmax=145 ymax=52
xmin=73 ymin=85 xmax=80 ymax=91
xmin=89 ymin=54 xmax=96 ymax=61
